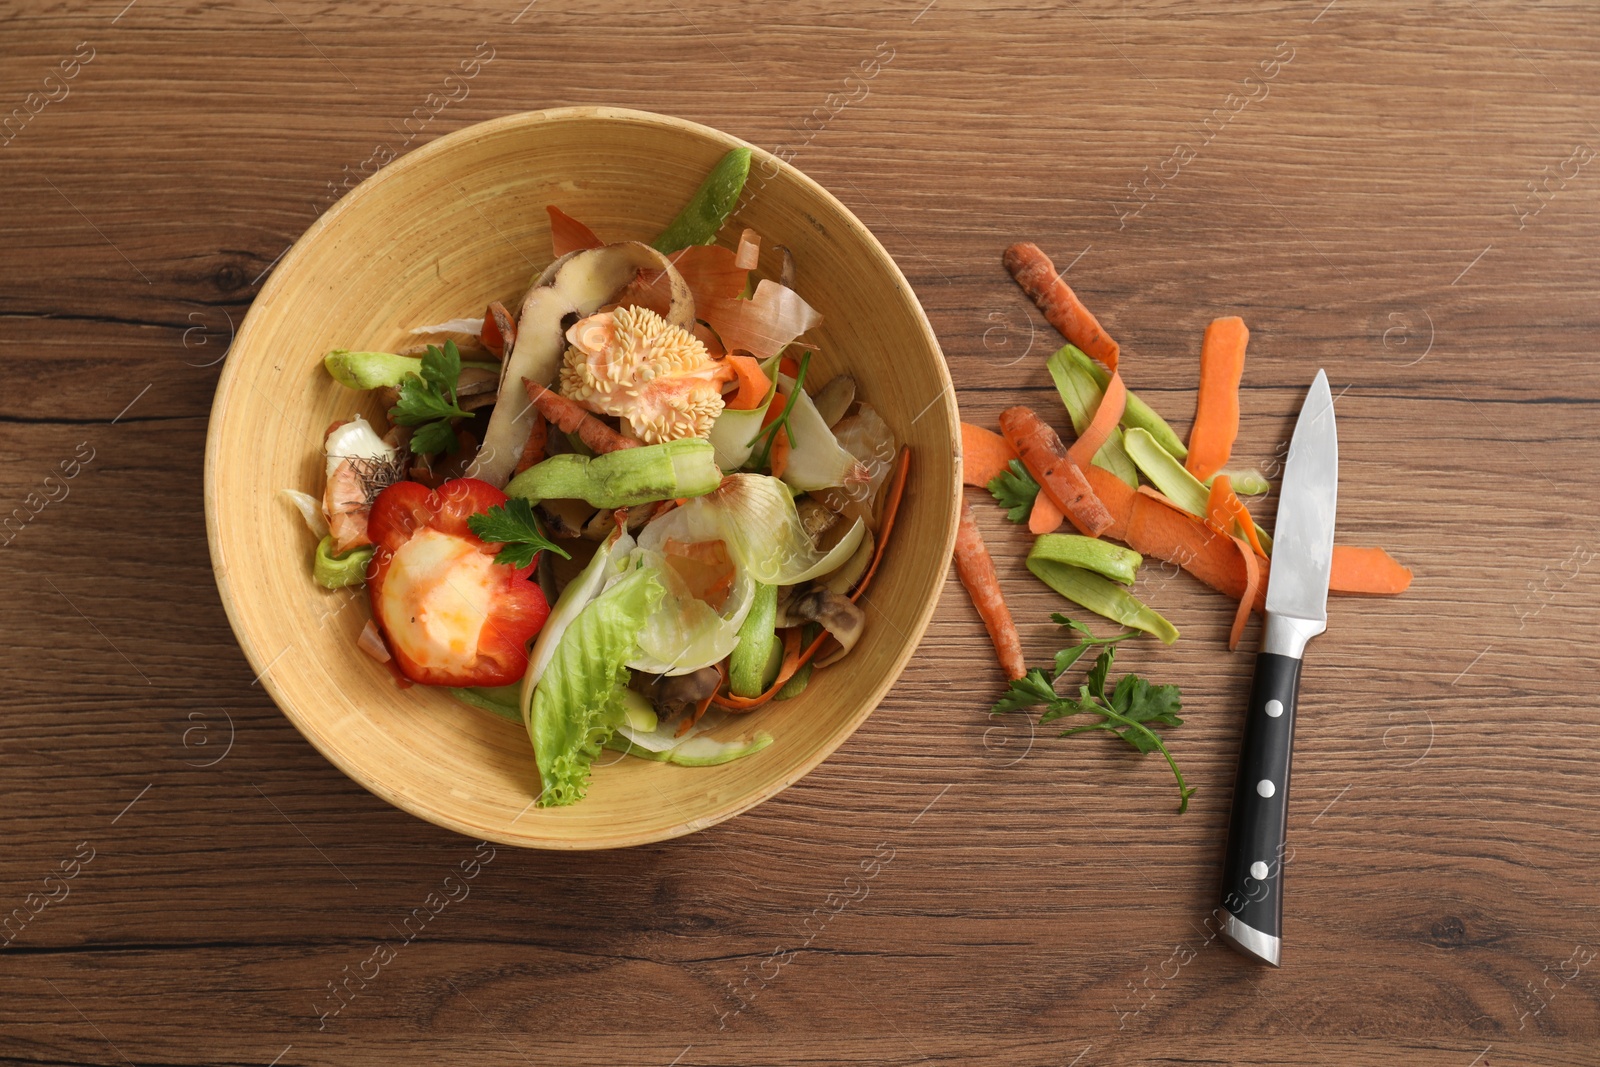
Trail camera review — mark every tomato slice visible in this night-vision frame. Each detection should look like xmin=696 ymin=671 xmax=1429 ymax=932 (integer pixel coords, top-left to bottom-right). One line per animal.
xmin=366 ymin=478 xmax=550 ymax=687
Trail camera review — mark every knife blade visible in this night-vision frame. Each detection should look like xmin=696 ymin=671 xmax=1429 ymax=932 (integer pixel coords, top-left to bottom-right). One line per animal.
xmin=1219 ymin=369 xmax=1338 ymax=967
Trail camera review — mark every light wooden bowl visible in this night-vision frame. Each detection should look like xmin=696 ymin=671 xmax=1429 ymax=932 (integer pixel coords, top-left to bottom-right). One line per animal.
xmin=205 ymin=107 xmax=960 ymax=849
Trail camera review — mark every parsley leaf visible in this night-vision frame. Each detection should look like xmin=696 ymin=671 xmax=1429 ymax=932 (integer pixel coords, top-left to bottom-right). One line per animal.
xmin=989 ymin=615 xmax=1193 ymax=813
xmin=389 ymin=341 xmax=473 ymax=455
xmin=467 ymin=497 xmax=572 ymax=569
xmin=986 ymin=459 xmax=1040 ymax=523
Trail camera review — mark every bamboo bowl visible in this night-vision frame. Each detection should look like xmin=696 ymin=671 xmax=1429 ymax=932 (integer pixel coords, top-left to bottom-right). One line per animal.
xmin=205 ymin=107 xmax=960 ymax=849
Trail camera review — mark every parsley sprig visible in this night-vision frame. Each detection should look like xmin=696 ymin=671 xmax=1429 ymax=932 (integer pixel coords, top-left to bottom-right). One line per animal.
xmin=388 ymin=340 xmax=473 ymax=455
xmin=744 ymin=350 xmax=811 ymax=472
xmin=467 ymin=498 xmax=571 ymax=569
xmin=986 ymin=459 xmax=1040 ymax=523
xmin=993 ymin=614 xmax=1194 ymax=813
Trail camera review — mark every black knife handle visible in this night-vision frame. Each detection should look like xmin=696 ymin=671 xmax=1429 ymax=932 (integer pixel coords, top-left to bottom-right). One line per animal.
xmin=1220 ymin=651 xmax=1302 ymax=965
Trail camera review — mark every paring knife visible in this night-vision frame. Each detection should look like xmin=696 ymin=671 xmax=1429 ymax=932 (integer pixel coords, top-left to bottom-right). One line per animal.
xmin=1219 ymin=369 xmax=1338 ymax=968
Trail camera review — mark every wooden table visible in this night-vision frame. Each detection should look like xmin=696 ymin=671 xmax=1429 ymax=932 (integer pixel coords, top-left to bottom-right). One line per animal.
xmin=4 ymin=2 xmax=1597 ymax=1064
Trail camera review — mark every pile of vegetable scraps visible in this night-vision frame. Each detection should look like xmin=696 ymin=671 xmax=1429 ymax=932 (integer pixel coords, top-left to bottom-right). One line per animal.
xmin=282 ymin=148 xmax=910 ymax=808
xmin=956 ymin=241 xmax=1413 ymax=812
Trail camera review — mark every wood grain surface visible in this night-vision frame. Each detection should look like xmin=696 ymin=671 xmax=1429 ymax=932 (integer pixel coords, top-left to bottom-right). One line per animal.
xmin=2 ymin=2 xmax=1597 ymax=1065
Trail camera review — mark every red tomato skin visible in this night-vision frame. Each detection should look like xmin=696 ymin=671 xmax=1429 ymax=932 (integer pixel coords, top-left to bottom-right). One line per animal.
xmin=366 ymin=478 xmax=550 ymax=687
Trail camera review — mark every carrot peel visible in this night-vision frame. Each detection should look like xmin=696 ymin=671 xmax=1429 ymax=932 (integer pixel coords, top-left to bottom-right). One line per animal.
xmin=1028 ymin=490 xmax=1065 ymax=535
xmin=1186 ymin=316 xmax=1248 ymax=481
xmin=1227 ymin=535 xmax=1261 ymax=651
xmin=962 ymin=422 xmax=1019 ymax=488
xmin=1066 ymin=370 xmax=1127 ymax=470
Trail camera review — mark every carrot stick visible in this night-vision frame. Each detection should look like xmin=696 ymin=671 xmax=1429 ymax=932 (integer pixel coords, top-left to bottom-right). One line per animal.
xmin=961 ymin=422 xmax=1019 ymax=488
xmin=1227 ymin=535 xmax=1261 ymax=651
xmin=522 ymin=378 xmax=639 ymax=454
xmin=1205 ymin=474 xmax=1265 ymax=558
xmin=955 ymin=500 xmax=1027 ymax=680
xmin=1185 ymin=316 xmax=1249 ymax=481
xmin=1028 ymin=490 xmax=1064 ymax=534
xmin=851 ymin=445 xmax=909 ymax=601
xmin=1066 ymin=370 xmax=1127 ymax=469
xmin=1330 ymin=545 xmax=1413 ymax=594
xmin=547 ymin=205 xmax=603 ymax=257
xmin=998 ymin=406 xmax=1114 ymax=537
xmin=722 ymin=353 xmax=772 ymax=410
xmin=1002 ymin=242 xmax=1120 ymax=371
xmin=515 ymin=411 xmax=548 ymax=474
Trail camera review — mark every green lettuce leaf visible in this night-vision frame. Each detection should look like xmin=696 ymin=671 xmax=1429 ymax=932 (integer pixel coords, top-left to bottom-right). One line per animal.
xmin=529 ymin=566 xmax=664 ymax=807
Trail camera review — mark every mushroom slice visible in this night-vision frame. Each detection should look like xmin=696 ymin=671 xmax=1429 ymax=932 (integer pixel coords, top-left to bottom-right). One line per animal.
xmin=810 ymin=373 xmax=856 ymax=429
xmin=642 ymin=666 xmax=722 ymax=716
xmin=822 ymin=528 xmax=874 ymax=596
xmin=469 ymin=241 xmax=695 ymax=486
xmin=795 ymin=497 xmax=840 ymax=542
xmin=535 ymin=498 xmax=596 ymax=540
xmin=788 ymin=587 xmax=866 ymax=668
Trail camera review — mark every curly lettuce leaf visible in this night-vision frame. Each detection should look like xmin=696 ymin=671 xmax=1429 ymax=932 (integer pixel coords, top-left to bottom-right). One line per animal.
xmin=529 ymin=566 xmax=663 ymax=807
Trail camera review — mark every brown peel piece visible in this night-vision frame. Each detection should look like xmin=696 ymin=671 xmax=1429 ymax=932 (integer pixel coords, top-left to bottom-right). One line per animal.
xmin=469 ymin=242 xmax=695 ymax=486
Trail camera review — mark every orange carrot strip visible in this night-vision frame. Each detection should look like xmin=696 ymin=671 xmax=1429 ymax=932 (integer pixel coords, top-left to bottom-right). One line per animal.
xmin=723 ymin=353 xmax=772 ymax=410
xmin=1205 ymin=474 xmax=1265 ymax=558
xmin=955 ymin=500 xmax=1027 ymax=680
xmin=1126 ymin=486 xmax=1266 ymax=611
xmin=1002 ymin=242 xmax=1120 ymax=371
xmin=515 ymin=411 xmax=548 ymax=474
xmin=769 ymin=427 xmax=792 ymax=479
xmin=547 ymin=205 xmax=603 ymax=257
xmin=1066 ymin=370 xmax=1127 ymax=470
xmin=1185 ymin=316 xmax=1249 ymax=481
xmin=1228 ymin=535 xmax=1261 ymax=652
xmin=998 ymin=406 xmax=1114 ymax=538
xmin=851 ymin=445 xmax=910 ymax=601
xmin=1028 ymin=490 xmax=1064 ymax=534
xmin=522 ymin=378 xmax=639 ymax=454
xmin=1330 ymin=545 xmax=1414 ymax=595
xmin=961 ymin=422 xmax=1019 ymax=488
xmin=1084 ymin=463 xmax=1136 ymax=542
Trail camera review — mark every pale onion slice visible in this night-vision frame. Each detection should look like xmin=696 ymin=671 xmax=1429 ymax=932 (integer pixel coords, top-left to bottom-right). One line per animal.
xmin=323 ymin=415 xmax=395 ymax=479
xmin=708 ymin=354 xmax=781 ymax=470
xmin=735 ymin=228 xmax=762 ymax=270
xmin=815 ymin=403 xmax=897 ymax=526
xmin=701 ymin=280 xmax=821 ymax=359
xmin=775 ymin=371 xmax=866 ymax=492
xmin=278 ymin=488 xmax=328 ymax=538
xmin=638 ymin=473 xmax=864 ymax=586
xmin=624 ymin=549 xmax=756 ymax=676
xmin=470 ymin=242 xmax=695 ymax=487
xmin=409 ymin=317 xmax=484 ymax=335
xmin=357 ymin=619 xmax=392 ymax=663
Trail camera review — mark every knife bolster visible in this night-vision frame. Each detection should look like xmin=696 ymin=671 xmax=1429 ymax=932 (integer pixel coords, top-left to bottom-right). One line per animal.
xmin=1261 ymin=612 xmax=1325 ymax=659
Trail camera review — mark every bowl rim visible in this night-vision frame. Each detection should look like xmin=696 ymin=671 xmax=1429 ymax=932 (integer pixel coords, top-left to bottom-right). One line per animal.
xmin=204 ymin=105 xmax=962 ymax=848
